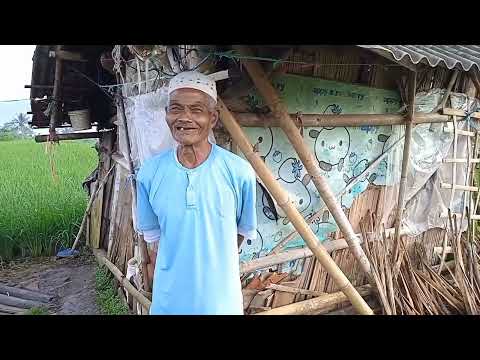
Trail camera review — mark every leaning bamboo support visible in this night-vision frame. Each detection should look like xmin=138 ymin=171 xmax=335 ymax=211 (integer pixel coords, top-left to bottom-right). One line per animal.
xmin=256 ymin=285 xmax=372 ymax=315
xmin=233 ymin=45 xmax=373 ymax=280
xmin=392 ymin=71 xmax=416 ymax=264
xmin=71 ymin=165 xmax=115 ymax=251
xmin=93 ymin=248 xmax=151 ymax=311
xmin=431 ymin=70 xmax=458 ymax=114
xmin=218 ymin=98 xmax=373 ymax=315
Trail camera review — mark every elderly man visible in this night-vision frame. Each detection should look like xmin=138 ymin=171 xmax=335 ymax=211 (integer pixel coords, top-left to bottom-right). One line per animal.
xmin=136 ymin=71 xmax=257 ymax=315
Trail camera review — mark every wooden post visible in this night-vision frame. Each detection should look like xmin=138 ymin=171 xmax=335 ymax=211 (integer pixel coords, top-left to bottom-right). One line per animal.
xmin=232 ymin=45 xmax=373 ymax=280
xmin=392 ymin=71 xmax=417 ymax=263
xmin=218 ymin=98 xmax=374 ymax=315
xmin=49 ymin=45 xmax=64 ymax=139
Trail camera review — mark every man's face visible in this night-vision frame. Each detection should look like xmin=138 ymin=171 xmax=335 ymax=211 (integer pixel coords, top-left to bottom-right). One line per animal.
xmin=165 ymin=88 xmax=217 ymax=146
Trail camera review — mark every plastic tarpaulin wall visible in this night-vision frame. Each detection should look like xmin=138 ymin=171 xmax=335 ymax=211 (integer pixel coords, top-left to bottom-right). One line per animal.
xmin=402 ymin=89 xmax=480 ymax=236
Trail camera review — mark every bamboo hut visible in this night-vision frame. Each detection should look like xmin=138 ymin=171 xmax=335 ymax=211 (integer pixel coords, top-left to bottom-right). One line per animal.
xmin=29 ymin=45 xmax=480 ymax=315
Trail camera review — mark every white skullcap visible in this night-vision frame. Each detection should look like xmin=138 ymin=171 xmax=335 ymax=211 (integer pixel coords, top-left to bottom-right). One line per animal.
xmin=168 ymin=71 xmax=217 ymax=103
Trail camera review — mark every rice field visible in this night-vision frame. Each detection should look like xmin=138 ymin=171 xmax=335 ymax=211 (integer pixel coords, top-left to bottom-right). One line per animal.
xmin=0 ymin=139 xmax=97 ymax=261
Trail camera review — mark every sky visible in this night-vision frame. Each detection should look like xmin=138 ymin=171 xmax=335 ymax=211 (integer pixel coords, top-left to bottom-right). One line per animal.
xmin=0 ymin=45 xmax=35 ymax=126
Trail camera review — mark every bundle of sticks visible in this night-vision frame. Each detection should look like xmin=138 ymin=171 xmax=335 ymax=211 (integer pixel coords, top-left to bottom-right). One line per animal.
xmin=360 ymin=210 xmax=480 ymax=315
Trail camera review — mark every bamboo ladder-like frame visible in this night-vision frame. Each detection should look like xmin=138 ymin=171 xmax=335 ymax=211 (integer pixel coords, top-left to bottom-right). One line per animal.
xmin=438 ymin=108 xmax=480 ymax=273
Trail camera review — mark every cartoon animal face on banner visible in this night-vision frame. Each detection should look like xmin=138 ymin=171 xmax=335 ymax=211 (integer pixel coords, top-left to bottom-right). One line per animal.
xmin=309 ymin=127 xmax=351 ymax=172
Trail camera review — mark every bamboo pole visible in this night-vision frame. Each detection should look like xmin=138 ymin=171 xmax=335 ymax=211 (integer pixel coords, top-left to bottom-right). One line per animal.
xmin=255 ymin=285 xmax=372 ymax=315
xmin=392 ymin=71 xmax=416 ymax=265
xmin=232 ymin=112 xmax=456 ymax=128
xmin=93 ymin=248 xmax=151 ymax=311
xmin=240 ymin=227 xmax=407 ymax=274
xmin=233 ymin=45 xmax=373 ymax=280
xmin=218 ymin=98 xmax=373 ymax=315
xmin=71 ymin=166 xmax=115 ymax=251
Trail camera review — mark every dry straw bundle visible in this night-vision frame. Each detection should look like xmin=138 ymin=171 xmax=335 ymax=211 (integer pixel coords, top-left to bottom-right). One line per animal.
xmin=360 ymin=210 xmax=480 ymax=315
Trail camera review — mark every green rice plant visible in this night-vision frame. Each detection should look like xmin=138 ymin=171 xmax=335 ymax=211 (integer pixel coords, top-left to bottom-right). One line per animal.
xmin=0 ymin=139 xmax=97 ymax=260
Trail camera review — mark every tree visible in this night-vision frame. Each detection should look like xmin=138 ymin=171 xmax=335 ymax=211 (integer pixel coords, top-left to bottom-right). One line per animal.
xmin=0 ymin=113 xmax=34 ymax=138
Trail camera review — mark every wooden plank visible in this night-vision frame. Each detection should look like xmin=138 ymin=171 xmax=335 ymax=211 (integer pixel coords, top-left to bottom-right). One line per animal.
xmin=90 ymin=192 xmax=102 ymax=249
xmin=0 ymin=294 xmax=47 ymax=309
xmin=0 ymin=304 xmax=27 ymax=314
xmin=50 ymin=49 xmax=88 ymax=62
xmin=442 ymin=108 xmax=480 ymax=120
xmin=266 ymin=283 xmax=326 ymax=297
xmin=271 ymin=280 xmax=300 ymax=308
xmin=91 ymin=132 xmax=114 ymax=249
xmin=441 ymin=183 xmax=478 ymax=192
xmin=443 ymin=158 xmax=480 ymax=163
xmin=35 ymin=132 xmax=102 ymax=143
xmin=0 ymin=283 xmax=53 ymax=303
xmin=100 ymin=132 xmax=115 ymax=250
xmin=443 ymin=128 xmax=476 ymax=137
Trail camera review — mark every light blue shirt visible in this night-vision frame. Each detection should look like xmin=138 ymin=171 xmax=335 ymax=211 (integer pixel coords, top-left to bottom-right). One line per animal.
xmin=136 ymin=144 xmax=257 ymax=315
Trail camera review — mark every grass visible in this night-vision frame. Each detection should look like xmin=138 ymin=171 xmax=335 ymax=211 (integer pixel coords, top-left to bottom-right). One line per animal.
xmin=0 ymin=139 xmax=97 ymax=261
xmin=95 ymin=265 xmax=129 ymax=315
xmin=24 ymin=306 xmax=49 ymax=315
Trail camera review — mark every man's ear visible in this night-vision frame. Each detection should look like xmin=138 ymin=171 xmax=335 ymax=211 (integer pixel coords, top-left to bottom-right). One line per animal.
xmin=211 ymin=108 xmax=219 ymax=128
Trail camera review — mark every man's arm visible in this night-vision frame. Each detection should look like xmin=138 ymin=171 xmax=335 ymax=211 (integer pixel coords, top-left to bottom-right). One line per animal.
xmin=146 ymin=241 xmax=158 ymax=286
xmin=136 ymin=168 xmax=161 ymax=290
xmin=236 ymin=164 xmax=257 ymax=248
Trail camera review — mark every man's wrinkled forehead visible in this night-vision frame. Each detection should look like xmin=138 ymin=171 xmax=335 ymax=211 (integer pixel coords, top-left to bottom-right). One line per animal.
xmin=168 ymin=88 xmax=215 ymax=107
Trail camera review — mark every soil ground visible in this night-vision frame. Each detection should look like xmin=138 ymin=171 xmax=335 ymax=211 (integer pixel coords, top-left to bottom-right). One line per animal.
xmin=0 ymin=250 xmax=99 ymax=315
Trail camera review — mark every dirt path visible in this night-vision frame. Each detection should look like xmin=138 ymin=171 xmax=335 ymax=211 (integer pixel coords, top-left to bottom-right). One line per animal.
xmin=0 ymin=251 xmax=100 ymax=315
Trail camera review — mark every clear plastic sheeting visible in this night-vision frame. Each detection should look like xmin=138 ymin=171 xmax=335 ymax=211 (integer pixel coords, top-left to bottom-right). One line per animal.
xmin=400 ymin=89 xmax=480 ymax=236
